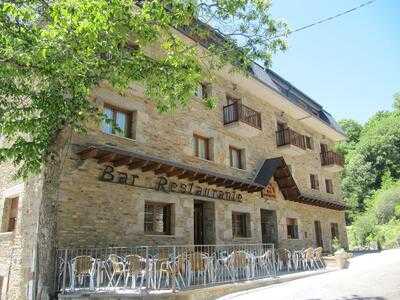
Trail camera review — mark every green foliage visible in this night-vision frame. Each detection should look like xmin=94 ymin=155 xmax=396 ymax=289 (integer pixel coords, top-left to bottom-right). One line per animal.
xmin=393 ymin=92 xmax=400 ymax=112
xmin=0 ymin=0 xmax=288 ymax=178
xmin=348 ymin=180 xmax=400 ymax=248
xmin=335 ymin=119 xmax=362 ymax=156
xmin=340 ymin=100 xmax=400 ymax=218
xmin=373 ymin=183 xmax=400 ymax=224
xmin=331 ymin=237 xmax=342 ymax=253
xmin=350 ymin=212 xmax=378 ymax=246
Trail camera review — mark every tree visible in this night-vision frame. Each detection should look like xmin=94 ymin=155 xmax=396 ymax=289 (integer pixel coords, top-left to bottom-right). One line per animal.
xmin=336 ymin=119 xmax=363 ymax=156
xmin=394 ymin=92 xmax=400 ymax=112
xmin=342 ymin=106 xmax=400 ymax=218
xmin=0 ymin=0 xmax=289 ymax=178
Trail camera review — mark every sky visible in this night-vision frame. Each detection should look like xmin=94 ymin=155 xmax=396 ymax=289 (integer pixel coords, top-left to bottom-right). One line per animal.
xmin=268 ymin=0 xmax=399 ymax=124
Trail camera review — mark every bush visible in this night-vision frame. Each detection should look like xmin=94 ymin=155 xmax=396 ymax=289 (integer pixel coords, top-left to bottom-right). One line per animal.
xmin=374 ymin=185 xmax=400 ymax=224
xmin=377 ymin=220 xmax=400 ymax=248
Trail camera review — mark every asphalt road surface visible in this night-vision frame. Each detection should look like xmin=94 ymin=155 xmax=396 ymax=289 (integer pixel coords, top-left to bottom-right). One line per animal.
xmin=219 ymin=249 xmax=400 ymax=300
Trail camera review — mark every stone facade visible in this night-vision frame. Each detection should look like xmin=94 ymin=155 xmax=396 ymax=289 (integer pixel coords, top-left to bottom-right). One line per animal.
xmin=0 ymin=61 xmax=348 ymax=299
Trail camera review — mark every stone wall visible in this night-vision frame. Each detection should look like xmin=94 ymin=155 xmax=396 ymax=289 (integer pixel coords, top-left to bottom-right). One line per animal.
xmin=57 ymin=157 xmax=347 ymax=252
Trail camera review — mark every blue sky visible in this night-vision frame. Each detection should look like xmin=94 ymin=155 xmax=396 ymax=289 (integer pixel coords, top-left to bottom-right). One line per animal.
xmin=269 ymin=0 xmax=399 ymax=123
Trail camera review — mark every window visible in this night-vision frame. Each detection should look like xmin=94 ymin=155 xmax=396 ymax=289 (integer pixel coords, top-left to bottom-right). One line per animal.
xmin=305 ymin=136 xmax=313 ymax=150
xmin=325 ymin=179 xmax=334 ymax=194
xmin=101 ymin=105 xmax=132 ymax=138
xmin=3 ymin=197 xmax=18 ymax=232
xmin=229 ymin=146 xmax=244 ymax=169
xmin=195 ymin=83 xmax=210 ymax=99
xmin=331 ymin=223 xmax=339 ymax=240
xmin=232 ymin=212 xmax=251 ymax=238
xmin=144 ymin=202 xmax=173 ymax=235
xmin=193 ymin=134 xmax=211 ymax=160
xmin=286 ymin=218 xmax=299 ymax=239
xmin=310 ymin=174 xmax=319 ymax=190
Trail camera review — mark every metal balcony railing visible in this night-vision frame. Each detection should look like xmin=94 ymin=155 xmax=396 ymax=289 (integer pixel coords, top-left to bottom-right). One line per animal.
xmin=223 ymin=102 xmax=262 ymax=129
xmin=276 ymin=128 xmax=306 ymax=150
xmin=320 ymin=151 xmax=344 ymax=167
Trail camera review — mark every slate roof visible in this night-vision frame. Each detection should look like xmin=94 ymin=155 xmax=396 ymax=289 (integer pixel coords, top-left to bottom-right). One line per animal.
xmin=249 ymin=63 xmax=345 ymax=135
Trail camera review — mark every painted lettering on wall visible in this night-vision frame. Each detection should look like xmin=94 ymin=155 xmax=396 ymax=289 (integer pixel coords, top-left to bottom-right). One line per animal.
xmin=100 ymin=166 xmax=243 ymax=202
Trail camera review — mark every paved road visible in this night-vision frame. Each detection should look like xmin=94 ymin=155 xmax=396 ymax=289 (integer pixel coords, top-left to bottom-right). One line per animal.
xmin=219 ymin=249 xmax=400 ymax=300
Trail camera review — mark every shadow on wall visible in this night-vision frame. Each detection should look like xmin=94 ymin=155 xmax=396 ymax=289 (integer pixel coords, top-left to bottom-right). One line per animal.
xmin=306 ymin=295 xmax=385 ymax=300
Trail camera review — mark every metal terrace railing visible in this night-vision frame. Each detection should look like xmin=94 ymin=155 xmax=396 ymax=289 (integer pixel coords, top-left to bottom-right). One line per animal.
xmin=223 ymin=102 xmax=262 ymax=129
xmin=276 ymin=128 xmax=306 ymax=150
xmin=320 ymin=151 xmax=344 ymax=167
xmin=56 ymin=244 xmax=326 ymax=295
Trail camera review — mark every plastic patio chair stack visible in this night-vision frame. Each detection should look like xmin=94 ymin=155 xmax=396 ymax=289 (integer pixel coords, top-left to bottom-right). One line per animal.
xmin=227 ymin=250 xmax=251 ymax=281
xmin=107 ymin=254 xmax=125 ymax=287
xmin=124 ymin=254 xmax=147 ymax=290
xmin=70 ymin=255 xmax=96 ymax=291
xmin=187 ymin=252 xmax=209 ymax=286
xmin=313 ymin=247 xmax=325 ymax=269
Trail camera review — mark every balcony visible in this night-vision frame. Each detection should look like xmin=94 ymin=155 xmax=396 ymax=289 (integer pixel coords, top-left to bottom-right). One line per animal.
xmin=223 ymin=102 xmax=262 ymax=137
xmin=321 ymin=151 xmax=344 ymax=172
xmin=276 ymin=128 xmax=306 ymax=156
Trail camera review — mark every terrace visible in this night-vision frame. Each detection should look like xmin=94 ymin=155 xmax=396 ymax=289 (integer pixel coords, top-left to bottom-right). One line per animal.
xmin=56 ymin=243 xmax=326 ymax=297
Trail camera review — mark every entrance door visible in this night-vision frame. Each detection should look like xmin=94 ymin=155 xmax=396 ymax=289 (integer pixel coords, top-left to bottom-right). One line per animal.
xmin=314 ymin=220 xmax=323 ymax=248
xmin=260 ymin=209 xmax=278 ymax=246
xmin=194 ymin=201 xmax=204 ymax=245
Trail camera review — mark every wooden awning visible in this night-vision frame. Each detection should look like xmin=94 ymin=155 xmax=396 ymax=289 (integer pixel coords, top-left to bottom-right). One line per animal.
xmin=77 ymin=144 xmax=265 ymax=193
xmin=255 ymin=157 xmax=346 ymax=211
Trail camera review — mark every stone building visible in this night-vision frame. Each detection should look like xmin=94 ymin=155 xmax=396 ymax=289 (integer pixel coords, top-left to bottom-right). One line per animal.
xmin=0 ymin=60 xmax=347 ymax=298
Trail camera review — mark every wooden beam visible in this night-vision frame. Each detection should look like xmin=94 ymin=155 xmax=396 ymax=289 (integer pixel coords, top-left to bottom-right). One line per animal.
xmin=78 ymin=147 xmax=98 ymax=159
xmin=165 ymin=168 xmax=184 ymax=177
xmin=142 ymin=162 xmax=160 ymax=172
xmin=178 ymin=170 xmax=196 ymax=179
xmin=205 ymin=176 xmax=218 ymax=184
xmin=188 ymin=173 xmax=206 ymax=181
xmin=232 ymin=183 xmax=245 ymax=190
xmin=213 ymin=178 xmax=226 ymax=186
xmin=225 ymin=181 xmax=238 ymax=188
xmin=98 ymin=153 xmax=116 ymax=164
xmin=128 ymin=159 xmax=147 ymax=170
xmin=113 ymin=156 xmax=133 ymax=167
xmin=239 ymin=184 xmax=252 ymax=191
xmin=154 ymin=165 xmax=175 ymax=175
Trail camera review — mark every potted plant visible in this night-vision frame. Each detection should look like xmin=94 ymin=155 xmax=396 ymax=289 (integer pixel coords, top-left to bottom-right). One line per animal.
xmin=332 ymin=238 xmax=350 ymax=269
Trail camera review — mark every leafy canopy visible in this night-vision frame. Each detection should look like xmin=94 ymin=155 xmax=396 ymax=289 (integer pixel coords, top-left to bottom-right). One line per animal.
xmin=0 ymin=0 xmax=288 ymax=178
xmin=340 ymin=94 xmax=400 ymax=220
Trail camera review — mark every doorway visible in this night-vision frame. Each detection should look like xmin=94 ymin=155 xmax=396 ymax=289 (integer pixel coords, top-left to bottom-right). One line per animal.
xmin=193 ymin=200 xmax=215 ymax=245
xmin=260 ymin=209 xmax=278 ymax=246
xmin=314 ymin=220 xmax=324 ymax=248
